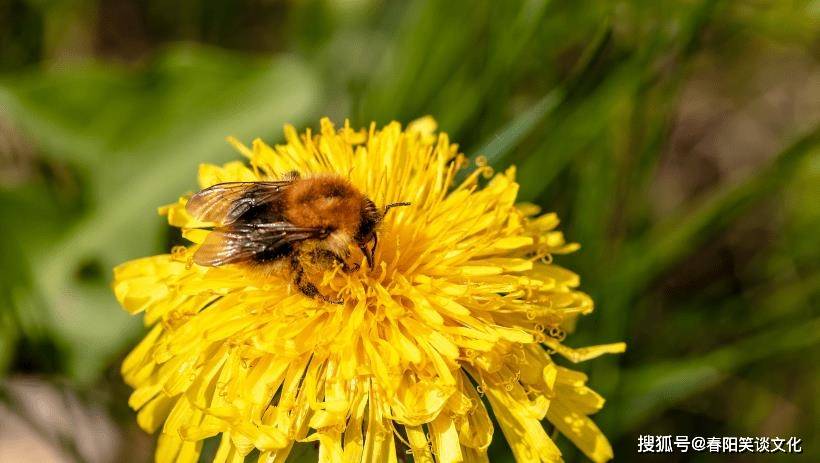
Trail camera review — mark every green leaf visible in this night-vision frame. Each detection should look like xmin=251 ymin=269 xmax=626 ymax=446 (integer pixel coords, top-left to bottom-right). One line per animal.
xmin=0 ymin=44 xmax=321 ymax=381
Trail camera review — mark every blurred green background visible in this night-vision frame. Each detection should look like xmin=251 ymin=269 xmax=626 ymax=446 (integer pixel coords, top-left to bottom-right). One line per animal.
xmin=0 ymin=0 xmax=818 ymax=462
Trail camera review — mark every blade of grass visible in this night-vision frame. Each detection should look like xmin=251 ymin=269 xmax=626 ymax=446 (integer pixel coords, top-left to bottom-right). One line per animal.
xmin=612 ymin=316 xmax=820 ymax=433
xmin=591 ymin=123 xmax=820 ymax=421
xmin=627 ymin=123 xmax=820 ymax=293
xmin=359 ymin=1 xmax=487 ymax=125
xmin=469 ymin=17 xmax=613 ymax=167
xmin=595 ymin=123 xmax=820 ymax=340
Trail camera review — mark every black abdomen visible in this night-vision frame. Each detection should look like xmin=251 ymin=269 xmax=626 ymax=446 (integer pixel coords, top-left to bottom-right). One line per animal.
xmin=239 ymin=203 xmax=293 ymax=263
xmin=253 ymin=242 xmax=294 ymax=263
xmin=239 ymin=203 xmax=285 ymax=224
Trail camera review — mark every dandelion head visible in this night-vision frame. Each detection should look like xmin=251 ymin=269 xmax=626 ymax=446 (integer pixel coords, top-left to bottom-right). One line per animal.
xmin=114 ymin=117 xmax=625 ymax=463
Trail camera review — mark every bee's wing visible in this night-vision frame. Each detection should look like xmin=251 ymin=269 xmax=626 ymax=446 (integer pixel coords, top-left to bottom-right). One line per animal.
xmin=186 ymin=181 xmax=292 ymax=226
xmin=193 ymin=222 xmax=323 ymax=266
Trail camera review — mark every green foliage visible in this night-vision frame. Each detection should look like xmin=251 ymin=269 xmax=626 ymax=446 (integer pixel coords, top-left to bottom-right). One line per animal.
xmin=0 ymin=45 xmax=320 ymax=380
xmin=0 ymin=0 xmax=818 ymax=461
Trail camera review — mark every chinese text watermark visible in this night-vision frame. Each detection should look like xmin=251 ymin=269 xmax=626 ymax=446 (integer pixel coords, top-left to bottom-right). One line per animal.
xmin=638 ymin=435 xmax=802 ymax=454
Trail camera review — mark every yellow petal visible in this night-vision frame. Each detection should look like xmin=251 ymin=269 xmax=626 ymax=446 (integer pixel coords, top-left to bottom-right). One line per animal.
xmin=545 ymin=341 xmax=627 ymax=363
xmin=429 ymin=413 xmax=464 ymax=463
xmin=547 ymin=400 xmax=613 ymax=463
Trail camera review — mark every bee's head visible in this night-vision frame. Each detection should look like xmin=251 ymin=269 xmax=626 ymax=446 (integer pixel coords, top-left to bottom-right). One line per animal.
xmin=356 ymin=198 xmax=410 ymax=268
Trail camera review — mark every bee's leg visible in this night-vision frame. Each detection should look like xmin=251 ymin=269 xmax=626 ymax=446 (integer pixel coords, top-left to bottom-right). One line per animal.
xmin=291 ymin=258 xmax=343 ymax=304
xmin=310 ymin=249 xmax=359 ymax=273
xmin=335 ymin=255 xmax=359 ymax=273
xmin=293 ymin=267 xmax=319 ymax=298
xmin=342 ymin=259 xmax=360 ymax=273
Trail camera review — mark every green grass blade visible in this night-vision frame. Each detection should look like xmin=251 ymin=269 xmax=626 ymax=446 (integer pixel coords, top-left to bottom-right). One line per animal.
xmin=469 ymin=18 xmax=612 ymax=167
xmin=629 ymin=123 xmax=820 ymax=289
xmin=613 ymin=316 xmax=820 ymax=433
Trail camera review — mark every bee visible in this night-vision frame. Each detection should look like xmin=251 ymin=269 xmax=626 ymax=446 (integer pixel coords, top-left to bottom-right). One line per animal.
xmin=185 ymin=171 xmax=409 ymax=303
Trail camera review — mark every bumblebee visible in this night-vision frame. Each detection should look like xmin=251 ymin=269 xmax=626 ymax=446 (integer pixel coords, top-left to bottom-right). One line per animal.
xmin=185 ymin=171 xmax=409 ymax=303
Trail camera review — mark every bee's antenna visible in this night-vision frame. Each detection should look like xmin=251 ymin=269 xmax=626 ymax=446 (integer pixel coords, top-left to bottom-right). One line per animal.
xmin=383 ymin=202 xmax=411 ymax=216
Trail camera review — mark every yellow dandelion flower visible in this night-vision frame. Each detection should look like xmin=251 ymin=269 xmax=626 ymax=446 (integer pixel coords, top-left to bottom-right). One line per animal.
xmin=113 ymin=117 xmax=625 ymax=463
